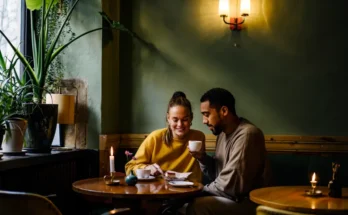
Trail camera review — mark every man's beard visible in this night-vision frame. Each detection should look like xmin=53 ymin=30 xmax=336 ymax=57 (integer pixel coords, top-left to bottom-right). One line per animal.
xmin=210 ymin=123 xmax=223 ymax=136
xmin=209 ymin=114 xmax=224 ymax=136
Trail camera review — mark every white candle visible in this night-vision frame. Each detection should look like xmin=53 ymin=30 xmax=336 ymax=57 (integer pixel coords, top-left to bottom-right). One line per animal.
xmin=109 ymin=146 xmax=115 ymax=173
xmin=311 ymin=172 xmax=317 ymax=183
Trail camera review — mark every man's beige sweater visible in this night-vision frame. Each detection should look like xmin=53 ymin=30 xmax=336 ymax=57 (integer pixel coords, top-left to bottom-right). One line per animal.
xmin=199 ymin=118 xmax=268 ymax=201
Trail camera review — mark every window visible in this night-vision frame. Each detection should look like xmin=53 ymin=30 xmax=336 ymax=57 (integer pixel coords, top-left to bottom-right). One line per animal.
xmin=0 ymin=0 xmax=24 ymax=72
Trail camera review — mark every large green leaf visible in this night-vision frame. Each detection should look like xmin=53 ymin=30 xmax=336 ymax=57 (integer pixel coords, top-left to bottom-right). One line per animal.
xmin=4 ymin=0 xmax=133 ymax=104
xmin=25 ymin=0 xmax=58 ymax=11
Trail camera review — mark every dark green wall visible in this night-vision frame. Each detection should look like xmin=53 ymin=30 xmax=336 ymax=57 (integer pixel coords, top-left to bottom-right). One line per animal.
xmin=118 ymin=0 xmax=348 ymax=135
xmin=61 ymin=0 xmax=102 ymax=149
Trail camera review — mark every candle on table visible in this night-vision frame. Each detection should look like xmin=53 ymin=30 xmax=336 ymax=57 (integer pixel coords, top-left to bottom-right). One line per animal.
xmin=109 ymin=146 xmax=115 ymax=174
xmin=310 ymin=172 xmax=317 ymax=192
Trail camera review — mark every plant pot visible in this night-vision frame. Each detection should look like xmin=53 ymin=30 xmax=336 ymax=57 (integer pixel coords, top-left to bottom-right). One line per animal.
xmin=23 ymin=103 xmax=58 ymax=153
xmin=1 ymin=119 xmax=27 ymax=153
xmin=0 ymin=126 xmax=5 ymax=150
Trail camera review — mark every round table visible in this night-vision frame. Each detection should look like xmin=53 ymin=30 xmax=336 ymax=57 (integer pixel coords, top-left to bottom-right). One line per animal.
xmin=250 ymin=186 xmax=348 ymax=214
xmin=72 ymin=177 xmax=203 ymax=214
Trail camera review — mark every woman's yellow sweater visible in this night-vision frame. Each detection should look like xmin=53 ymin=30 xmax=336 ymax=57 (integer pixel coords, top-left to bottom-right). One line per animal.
xmin=125 ymin=128 xmax=205 ymax=182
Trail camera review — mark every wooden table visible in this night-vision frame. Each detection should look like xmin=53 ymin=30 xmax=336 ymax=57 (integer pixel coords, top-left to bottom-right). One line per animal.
xmin=72 ymin=177 xmax=203 ymax=214
xmin=250 ymin=186 xmax=348 ymax=215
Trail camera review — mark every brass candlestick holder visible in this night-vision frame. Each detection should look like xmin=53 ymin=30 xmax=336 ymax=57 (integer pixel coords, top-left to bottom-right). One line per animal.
xmin=305 ymin=173 xmax=322 ymax=197
xmin=310 ymin=180 xmax=317 ymax=193
xmin=103 ymin=174 xmax=120 ymax=186
xmin=305 ymin=181 xmax=322 ymax=196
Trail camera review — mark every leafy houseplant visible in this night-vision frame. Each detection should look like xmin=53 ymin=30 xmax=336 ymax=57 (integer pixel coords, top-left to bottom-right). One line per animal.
xmin=0 ymin=0 xmax=132 ymax=152
xmin=0 ymin=51 xmax=31 ymax=151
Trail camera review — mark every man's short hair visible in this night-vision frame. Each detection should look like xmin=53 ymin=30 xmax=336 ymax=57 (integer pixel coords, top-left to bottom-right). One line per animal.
xmin=200 ymin=88 xmax=236 ymax=115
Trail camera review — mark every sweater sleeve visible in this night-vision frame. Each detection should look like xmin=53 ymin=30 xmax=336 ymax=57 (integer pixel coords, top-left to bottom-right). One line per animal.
xmin=203 ymin=128 xmax=265 ymax=200
xmin=199 ymin=134 xmax=219 ymax=181
xmin=125 ymin=132 xmax=156 ymax=175
xmin=199 ymin=154 xmax=216 ymax=182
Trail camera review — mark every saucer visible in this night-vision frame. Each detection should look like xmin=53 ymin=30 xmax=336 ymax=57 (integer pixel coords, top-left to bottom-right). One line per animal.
xmin=304 ymin=190 xmax=322 ymax=197
xmin=51 ymin=147 xmax=74 ymax=151
xmin=138 ymin=176 xmax=156 ymax=181
xmin=105 ymin=179 xmax=120 ymax=186
xmin=168 ymin=181 xmax=194 ymax=187
xmin=1 ymin=150 xmax=26 ymax=156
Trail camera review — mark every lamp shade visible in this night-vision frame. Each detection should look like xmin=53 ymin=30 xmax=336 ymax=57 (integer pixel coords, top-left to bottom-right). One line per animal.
xmin=46 ymin=94 xmax=76 ymax=124
xmin=240 ymin=0 xmax=250 ymax=16
xmin=219 ymin=0 xmax=229 ymax=16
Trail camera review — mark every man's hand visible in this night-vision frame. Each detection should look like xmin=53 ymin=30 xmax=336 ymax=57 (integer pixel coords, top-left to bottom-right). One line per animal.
xmin=145 ymin=163 xmax=163 ymax=176
xmin=188 ymin=142 xmax=206 ymax=162
xmin=189 ymin=150 xmax=206 ymax=161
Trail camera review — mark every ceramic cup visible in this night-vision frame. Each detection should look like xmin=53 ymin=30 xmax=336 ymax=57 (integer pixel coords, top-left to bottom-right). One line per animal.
xmin=188 ymin=140 xmax=202 ymax=152
xmin=136 ymin=169 xmax=151 ymax=179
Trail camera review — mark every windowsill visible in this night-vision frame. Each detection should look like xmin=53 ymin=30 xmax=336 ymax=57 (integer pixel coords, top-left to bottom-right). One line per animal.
xmin=0 ymin=149 xmax=97 ymax=171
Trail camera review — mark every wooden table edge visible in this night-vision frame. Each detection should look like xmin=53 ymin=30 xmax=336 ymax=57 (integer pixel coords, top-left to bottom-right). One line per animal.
xmin=72 ymin=177 xmax=204 ymax=200
xmin=249 ymin=186 xmax=348 ymax=215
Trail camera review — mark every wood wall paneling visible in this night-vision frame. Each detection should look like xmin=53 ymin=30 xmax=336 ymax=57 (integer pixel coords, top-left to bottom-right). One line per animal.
xmin=99 ymin=134 xmax=120 ymax=176
xmin=99 ymin=134 xmax=348 ymax=176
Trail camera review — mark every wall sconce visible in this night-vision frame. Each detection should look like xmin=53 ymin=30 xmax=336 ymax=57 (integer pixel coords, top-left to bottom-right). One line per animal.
xmin=219 ymin=0 xmax=250 ymax=31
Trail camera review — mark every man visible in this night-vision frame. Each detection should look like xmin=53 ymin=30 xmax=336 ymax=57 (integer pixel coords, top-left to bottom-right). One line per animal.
xmin=187 ymin=88 xmax=270 ymax=215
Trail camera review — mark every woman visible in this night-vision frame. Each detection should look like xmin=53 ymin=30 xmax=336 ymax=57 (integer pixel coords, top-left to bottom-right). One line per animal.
xmin=125 ymin=91 xmax=205 ymax=182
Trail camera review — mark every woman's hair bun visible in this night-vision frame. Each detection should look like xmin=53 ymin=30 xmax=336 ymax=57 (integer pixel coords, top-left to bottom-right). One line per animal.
xmin=172 ymin=91 xmax=186 ymax=99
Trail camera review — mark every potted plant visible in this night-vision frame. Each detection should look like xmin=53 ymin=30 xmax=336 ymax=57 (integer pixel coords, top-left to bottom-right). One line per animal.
xmin=0 ymin=51 xmax=31 ymax=153
xmin=0 ymin=0 xmax=132 ymax=152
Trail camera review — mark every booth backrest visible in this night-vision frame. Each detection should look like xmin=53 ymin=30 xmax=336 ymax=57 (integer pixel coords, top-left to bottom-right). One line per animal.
xmin=114 ymin=149 xmax=348 ymax=187
xmin=100 ymin=134 xmax=348 ymax=187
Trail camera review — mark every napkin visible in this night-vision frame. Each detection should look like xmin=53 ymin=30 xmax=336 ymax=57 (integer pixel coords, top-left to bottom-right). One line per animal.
xmin=164 ymin=170 xmax=192 ymax=181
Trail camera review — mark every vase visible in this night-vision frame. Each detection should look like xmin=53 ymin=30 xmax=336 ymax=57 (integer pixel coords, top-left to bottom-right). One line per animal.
xmin=125 ymin=170 xmax=138 ymax=186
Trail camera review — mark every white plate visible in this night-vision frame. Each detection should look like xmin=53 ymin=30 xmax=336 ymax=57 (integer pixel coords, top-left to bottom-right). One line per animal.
xmin=137 ymin=176 xmax=156 ymax=181
xmin=168 ymin=181 xmax=194 ymax=187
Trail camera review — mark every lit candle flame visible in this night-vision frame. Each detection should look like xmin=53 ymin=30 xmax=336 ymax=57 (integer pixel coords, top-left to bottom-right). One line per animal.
xmin=311 ymin=172 xmax=316 ymax=182
xmin=110 ymin=146 xmax=114 ymax=156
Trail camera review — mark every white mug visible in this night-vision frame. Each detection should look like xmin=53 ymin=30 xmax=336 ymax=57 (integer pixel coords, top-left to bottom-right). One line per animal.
xmin=136 ymin=169 xmax=151 ymax=179
xmin=188 ymin=140 xmax=202 ymax=152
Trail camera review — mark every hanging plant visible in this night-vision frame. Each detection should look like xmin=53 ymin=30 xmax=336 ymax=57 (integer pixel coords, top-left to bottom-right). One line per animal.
xmin=44 ymin=0 xmax=74 ymax=94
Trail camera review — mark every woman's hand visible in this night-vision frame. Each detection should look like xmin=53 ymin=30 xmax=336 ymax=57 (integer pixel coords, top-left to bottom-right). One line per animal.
xmin=145 ymin=163 xmax=163 ymax=176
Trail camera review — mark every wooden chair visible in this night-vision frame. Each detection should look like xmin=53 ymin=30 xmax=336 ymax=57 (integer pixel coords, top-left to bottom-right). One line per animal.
xmin=256 ymin=205 xmax=315 ymax=215
xmin=0 ymin=190 xmax=131 ymax=215
xmin=0 ymin=190 xmax=63 ymax=215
